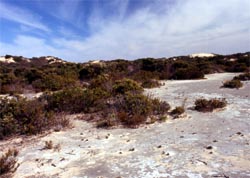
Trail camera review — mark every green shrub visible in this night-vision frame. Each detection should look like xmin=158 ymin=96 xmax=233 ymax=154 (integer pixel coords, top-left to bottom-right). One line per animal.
xmin=116 ymin=93 xmax=170 ymax=127
xmin=172 ymin=67 xmax=204 ymax=80
xmin=0 ymin=148 xmax=18 ymax=175
xmin=45 ymin=87 xmax=108 ymax=113
xmin=0 ymin=97 xmax=49 ymax=138
xmin=89 ymin=74 xmax=112 ymax=92
xmin=222 ymin=79 xmax=243 ymax=89
xmin=122 ymin=92 xmax=152 ymax=116
xmin=226 ymin=63 xmax=248 ymax=72
xmin=233 ymin=73 xmax=250 ymax=81
xmin=0 ymin=97 xmax=70 ymax=139
xmin=113 ymin=79 xmax=143 ymax=94
xmin=115 ymin=93 xmax=151 ymax=127
xmin=79 ymin=64 xmax=104 ymax=80
xmin=32 ymin=74 xmax=65 ymax=91
xmin=194 ymin=98 xmax=227 ymax=112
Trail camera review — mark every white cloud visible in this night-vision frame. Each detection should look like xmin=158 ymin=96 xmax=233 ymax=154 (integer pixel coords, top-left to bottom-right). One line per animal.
xmin=0 ymin=0 xmax=249 ymax=62
xmin=0 ymin=1 xmax=49 ymax=32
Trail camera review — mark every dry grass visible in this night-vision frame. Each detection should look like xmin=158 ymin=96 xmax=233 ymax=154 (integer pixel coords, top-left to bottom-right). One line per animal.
xmin=194 ymin=98 xmax=227 ymax=112
xmin=0 ymin=148 xmax=19 ymax=175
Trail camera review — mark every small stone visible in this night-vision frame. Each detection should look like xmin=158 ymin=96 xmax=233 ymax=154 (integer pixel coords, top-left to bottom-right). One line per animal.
xmin=129 ymin=148 xmax=135 ymax=151
xmin=157 ymin=145 xmax=162 ymax=148
xmin=206 ymin=146 xmax=213 ymax=150
xmin=213 ymin=140 xmax=217 ymax=143
xmin=180 ymin=136 xmax=184 ymax=138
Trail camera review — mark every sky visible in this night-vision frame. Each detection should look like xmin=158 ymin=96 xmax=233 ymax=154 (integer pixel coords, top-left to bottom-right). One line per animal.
xmin=0 ymin=0 xmax=250 ymax=62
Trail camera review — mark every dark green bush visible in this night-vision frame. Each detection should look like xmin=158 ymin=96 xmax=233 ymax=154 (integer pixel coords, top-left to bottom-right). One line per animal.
xmin=172 ymin=67 xmax=204 ymax=80
xmin=122 ymin=92 xmax=152 ymax=116
xmin=108 ymin=93 xmax=150 ymax=127
xmin=32 ymin=74 xmax=65 ymax=91
xmin=0 ymin=97 xmax=54 ymax=138
xmin=113 ymin=78 xmax=143 ymax=94
xmin=79 ymin=64 xmax=104 ymax=80
xmin=194 ymin=98 xmax=227 ymax=112
xmin=89 ymin=74 xmax=112 ymax=92
xmin=0 ymin=97 xmax=70 ymax=139
xmin=45 ymin=87 xmax=108 ymax=113
xmin=24 ymin=69 xmax=43 ymax=84
xmin=222 ymin=79 xmax=243 ymax=89
xmin=115 ymin=93 xmax=169 ymax=127
xmin=233 ymin=73 xmax=250 ymax=81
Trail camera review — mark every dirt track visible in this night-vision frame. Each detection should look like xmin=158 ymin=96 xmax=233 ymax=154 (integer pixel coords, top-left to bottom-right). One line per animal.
xmin=1 ymin=73 xmax=250 ymax=178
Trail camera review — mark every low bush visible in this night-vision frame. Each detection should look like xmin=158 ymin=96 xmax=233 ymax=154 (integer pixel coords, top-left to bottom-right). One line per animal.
xmin=122 ymin=92 xmax=152 ymax=116
xmin=151 ymin=99 xmax=171 ymax=115
xmin=194 ymin=98 xmax=227 ymax=112
xmin=113 ymin=79 xmax=143 ymax=94
xmin=0 ymin=148 xmax=18 ymax=175
xmin=0 ymin=97 xmax=51 ymax=138
xmin=141 ymin=79 xmax=161 ymax=88
xmin=119 ymin=113 xmax=146 ymax=128
xmin=96 ymin=119 xmax=116 ymax=128
xmin=45 ymin=87 xmax=108 ymax=113
xmin=233 ymin=73 xmax=250 ymax=81
xmin=172 ymin=67 xmax=204 ymax=80
xmin=0 ymin=97 xmax=70 ymax=139
xmin=222 ymin=79 xmax=243 ymax=89
xmin=114 ymin=93 xmax=170 ymax=127
xmin=44 ymin=140 xmax=53 ymax=150
xmin=89 ymin=74 xmax=112 ymax=91
xmin=171 ymin=106 xmax=185 ymax=116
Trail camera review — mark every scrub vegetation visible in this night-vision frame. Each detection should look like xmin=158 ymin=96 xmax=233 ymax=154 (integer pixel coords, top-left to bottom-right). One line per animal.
xmin=0 ymin=52 xmax=249 ymax=139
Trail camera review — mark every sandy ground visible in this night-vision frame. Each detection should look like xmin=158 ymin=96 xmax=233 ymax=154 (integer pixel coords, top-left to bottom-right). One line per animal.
xmin=1 ymin=73 xmax=250 ymax=178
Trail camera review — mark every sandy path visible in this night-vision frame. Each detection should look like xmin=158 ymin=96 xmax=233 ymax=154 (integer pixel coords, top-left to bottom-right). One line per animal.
xmin=1 ymin=73 xmax=250 ymax=178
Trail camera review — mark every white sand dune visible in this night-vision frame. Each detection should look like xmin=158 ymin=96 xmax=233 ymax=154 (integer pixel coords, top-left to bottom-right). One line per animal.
xmin=189 ymin=53 xmax=216 ymax=58
xmin=0 ymin=56 xmax=16 ymax=63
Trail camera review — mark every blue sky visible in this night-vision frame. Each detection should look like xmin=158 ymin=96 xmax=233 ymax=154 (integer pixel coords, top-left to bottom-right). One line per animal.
xmin=0 ymin=0 xmax=249 ymax=62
